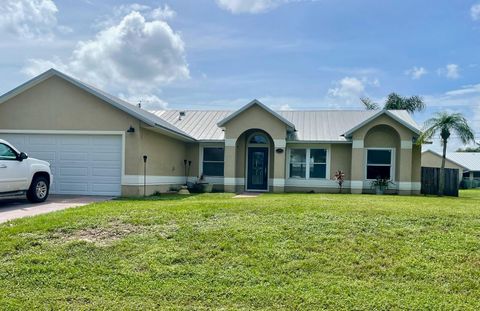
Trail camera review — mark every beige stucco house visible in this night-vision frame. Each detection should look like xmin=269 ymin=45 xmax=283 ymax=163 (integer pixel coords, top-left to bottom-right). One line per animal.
xmin=0 ymin=69 xmax=423 ymax=196
xmin=422 ymin=150 xmax=480 ymax=182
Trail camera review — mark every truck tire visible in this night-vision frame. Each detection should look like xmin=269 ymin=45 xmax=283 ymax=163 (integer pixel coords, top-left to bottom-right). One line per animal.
xmin=27 ymin=176 xmax=49 ymax=203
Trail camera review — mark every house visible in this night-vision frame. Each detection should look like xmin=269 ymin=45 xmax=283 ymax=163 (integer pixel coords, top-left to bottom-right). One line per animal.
xmin=422 ymin=150 xmax=480 ymax=182
xmin=421 ymin=150 xmax=467 ymax=183
xmin=0 ymin=69 xmax=423 ymax=196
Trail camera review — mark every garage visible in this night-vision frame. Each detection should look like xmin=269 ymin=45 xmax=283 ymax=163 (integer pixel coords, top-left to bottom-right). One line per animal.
xmin=0 ymin=133 xmax=122 ymax=196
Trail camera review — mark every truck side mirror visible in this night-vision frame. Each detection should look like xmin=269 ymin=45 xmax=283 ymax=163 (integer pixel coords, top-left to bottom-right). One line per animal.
xmin=18 ymin=152 xmax=28 ymax=161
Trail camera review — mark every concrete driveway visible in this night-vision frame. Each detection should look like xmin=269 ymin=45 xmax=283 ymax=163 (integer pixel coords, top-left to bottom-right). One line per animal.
xmin=0 ymin=195 xmax=112 ymax=223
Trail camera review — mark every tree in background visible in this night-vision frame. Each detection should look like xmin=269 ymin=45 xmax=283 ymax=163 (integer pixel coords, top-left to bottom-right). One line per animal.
xmin=361 ymin=93 xmax=425 ymax=114
xmin=417 ymin=112 xmax=475 ymax=196
xmin=456 ymin=142 xmax=480 ymax=152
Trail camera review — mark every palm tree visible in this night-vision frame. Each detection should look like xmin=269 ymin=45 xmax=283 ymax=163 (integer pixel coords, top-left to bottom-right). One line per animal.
xmin=360 ymin=97 xmax=380 ymax=110
xmin=361 ymin=93 xmax=425 ymax=113
xmin=417 ymin=112 xmax=475 ymax=196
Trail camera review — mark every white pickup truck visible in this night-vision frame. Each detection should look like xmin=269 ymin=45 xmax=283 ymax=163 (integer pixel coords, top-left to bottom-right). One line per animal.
xmin=0 ymin=139 xmax=52 ymax=203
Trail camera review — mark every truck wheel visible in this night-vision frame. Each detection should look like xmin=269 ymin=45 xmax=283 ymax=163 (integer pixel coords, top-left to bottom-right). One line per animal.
xmin=27 ymin=176 xmax=49 ymax=203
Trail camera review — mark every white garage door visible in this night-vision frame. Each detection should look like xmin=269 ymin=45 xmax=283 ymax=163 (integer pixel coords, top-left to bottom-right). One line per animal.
xmin=0 ymin=133 xmax=122 ymax=196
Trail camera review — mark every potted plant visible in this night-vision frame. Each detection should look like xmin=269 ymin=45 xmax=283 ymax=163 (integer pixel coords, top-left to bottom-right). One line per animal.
xmin=188 ymin=175 xmax=213 ymax=193
xmin=370 ymin=177 xmax=394 ymax=195
xmin=198 ymin=175 xmax=213 ymax=193
xmin=333 ymin=170 xmax=345 ymax=193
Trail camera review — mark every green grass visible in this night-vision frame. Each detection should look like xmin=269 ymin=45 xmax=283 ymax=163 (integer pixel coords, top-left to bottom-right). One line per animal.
xmin=1 ymin=191 xmax=480 ymax=310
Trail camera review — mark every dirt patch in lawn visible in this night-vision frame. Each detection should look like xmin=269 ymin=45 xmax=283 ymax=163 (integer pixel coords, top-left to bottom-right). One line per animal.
xmin=66 ymin=222 xmax=140 ymax=245
xmin=51 ymin=220 xmax=179 ymax=246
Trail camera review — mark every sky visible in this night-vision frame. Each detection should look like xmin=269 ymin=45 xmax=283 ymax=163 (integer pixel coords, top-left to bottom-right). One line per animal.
xmin=0 ymin=0 xmax=479 ymax=151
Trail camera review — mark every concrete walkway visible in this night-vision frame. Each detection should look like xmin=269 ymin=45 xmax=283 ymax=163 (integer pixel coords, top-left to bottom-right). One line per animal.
xmin=0 ymin=195 xmax=112 ymax=223
xmin=234 ymin=192 xmax=261 ymax=198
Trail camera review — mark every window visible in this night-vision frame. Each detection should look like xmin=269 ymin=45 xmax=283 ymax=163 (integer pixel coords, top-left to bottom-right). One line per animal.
xmin=289 ymin=148 xmax=328 ymax=179
xmin=310 ymin=149 xmax=327 ymax=178
xmin=366 ymin=149 xmax=393 ymax=180
xmin=249 ymin=134 xmax=268 ymax=144
xmin=474 ymin=172 xmax=480 ymax=179
xmin=202 ymin=147 xmax=224 ymax=176
xmin=0 ymin=144 xmax=17 ymax=160
xmin=290 ymin=149 xmax=306 ymax=178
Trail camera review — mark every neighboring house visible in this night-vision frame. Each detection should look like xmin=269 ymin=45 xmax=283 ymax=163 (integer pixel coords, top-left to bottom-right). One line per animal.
xmin=0 ymin=69 xmax=423 ymax=196
xmin=422 ymin=150 xmax=480 ymax=182
xmin=421 ymin=150 xmax=467 ymax=183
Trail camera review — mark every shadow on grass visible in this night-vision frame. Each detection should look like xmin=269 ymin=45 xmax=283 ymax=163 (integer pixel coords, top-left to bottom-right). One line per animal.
xmin=114 ymin=193 xmax=202 ymax=202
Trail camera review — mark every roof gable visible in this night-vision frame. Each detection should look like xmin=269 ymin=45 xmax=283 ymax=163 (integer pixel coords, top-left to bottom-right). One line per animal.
xmin=343 ymin=110 xmax=421 ymax=137
xmin=422 ymin=150 xmax=469 ymax=170
xmin=217 ymin=99 xmax=295 ymax=129
xmin=0 ymin=69 xmax=194 ymax=141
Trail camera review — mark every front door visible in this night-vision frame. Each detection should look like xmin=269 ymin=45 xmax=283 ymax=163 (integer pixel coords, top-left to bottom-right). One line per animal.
xmin=247 ymin=147 xmax=268 ymax=191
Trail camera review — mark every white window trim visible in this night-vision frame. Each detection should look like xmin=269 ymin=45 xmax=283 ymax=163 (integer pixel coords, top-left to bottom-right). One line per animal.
xmin=286 ymin=147 xmax=330 ymax=180
xmin=364 ymin=147 xmax=396 ymax=181
xmin=199 ymin=143 xmax=225 ymax=178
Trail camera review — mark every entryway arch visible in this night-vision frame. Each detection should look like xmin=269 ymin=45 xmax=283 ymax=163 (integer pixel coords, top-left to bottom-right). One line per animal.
xmin=245 ymin=132 xmax=271 ymax=191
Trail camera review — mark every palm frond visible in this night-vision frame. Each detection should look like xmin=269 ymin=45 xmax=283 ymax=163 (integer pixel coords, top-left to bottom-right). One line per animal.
xmin=360 ymin=97 xmax=380 ymax=110
xmin=384 ymin=93 xmax=425 ymax=113
xmin=417 ymin=112 xmax=476 ymax=146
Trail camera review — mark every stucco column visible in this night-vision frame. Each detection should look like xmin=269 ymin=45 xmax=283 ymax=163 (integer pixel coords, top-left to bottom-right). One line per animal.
xmin=272 ymin=139 xmax=286 ymax=193
xmin=350 ymin=139 xmax=364 ymax=194
xmin=398 ymin=140 xmax=413 ymax=195
xmin=224 ymin=138 xmax=237 ymax=193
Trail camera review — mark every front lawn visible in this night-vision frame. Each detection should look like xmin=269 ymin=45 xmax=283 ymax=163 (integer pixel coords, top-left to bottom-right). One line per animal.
xmin=1 ymin=191 xmax=480 ymax=310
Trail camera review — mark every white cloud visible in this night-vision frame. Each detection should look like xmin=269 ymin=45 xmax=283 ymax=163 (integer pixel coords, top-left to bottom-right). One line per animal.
xmin=23 ymin=8 xmax=189 ymax=106
xmin=437 ymin=64 xmax=460 ymax=79
xmin=327 ymin=77 xmax=365 ymax=101
xmin=278 ymin=104 xmax=292 ymax=111
xmin=326 ymin=76 xmax=381 ymax=107
xmin=115 ymin=3 xmax=151 ymax=15
xmin=216 ymin=0 xmax=283 ymax=14
xmin=317 ymin=66 xmax=381 ymax=76
xmin=471 ymin=3 xmax=480 ymax=21
xmin=215 ymin=0 xmax=314 ymax=14
xmin=0 ymin=0 xmax=58 ymax=39
xmin=22 ymin=57 xmax=65 ymax=77
xmin=444 ymin=83 xmax=480 ymax=96
xmin=95 ymin=4 xmax=175 ymax=30
xmin=405 ymin=66 xmax=427 ymax=80
xmin=113 ymin=3 xmax=176 ymax=20
xmin=150 ymin=5 xmax=176 ymax=20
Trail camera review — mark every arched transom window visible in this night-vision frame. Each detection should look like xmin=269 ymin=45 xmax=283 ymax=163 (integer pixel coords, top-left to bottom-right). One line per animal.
xmin=248 ymin=133 xmax=268 ymax=145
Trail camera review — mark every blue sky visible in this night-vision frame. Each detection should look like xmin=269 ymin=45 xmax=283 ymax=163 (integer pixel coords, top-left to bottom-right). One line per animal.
xmin=1 ymin=0 xmax=479 ymax=151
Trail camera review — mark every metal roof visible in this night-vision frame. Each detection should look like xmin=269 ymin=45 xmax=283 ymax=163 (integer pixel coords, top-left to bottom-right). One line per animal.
xmin=152 ymin=110 xmax=231 ymax=141
xmin=152 ymin=109 xmax=421 ymax=142
xmin=281 ymin=110 xmax=377 ymax=141
xmin=446 ymin=152 xmax=480 ymax=171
